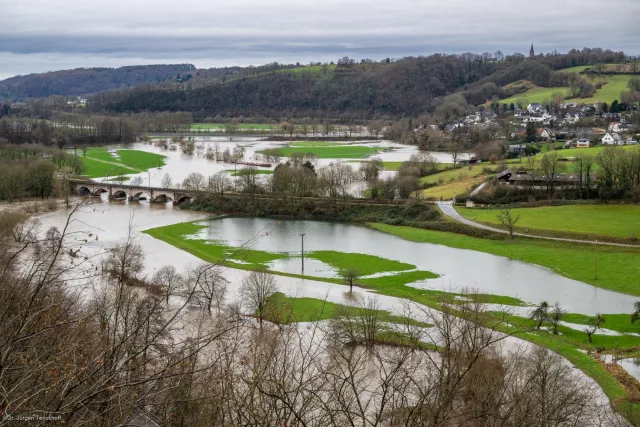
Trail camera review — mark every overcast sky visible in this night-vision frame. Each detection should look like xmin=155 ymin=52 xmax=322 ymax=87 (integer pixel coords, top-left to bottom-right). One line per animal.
xmin=1 ymin=0 xmax=639 ymax=79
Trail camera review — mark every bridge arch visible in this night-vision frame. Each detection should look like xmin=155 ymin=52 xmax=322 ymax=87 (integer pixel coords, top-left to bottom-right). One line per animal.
xmin=77 ymin=186 xmax=91 ymax=195
xmin=153 ymin=194 xmax=173 ymax=203
xmin=111 ymin=190 xmax=128 ymax=200
xmin=176 ymin=195 xmax=192 ymax=204
xmin=132 ymin=191 xmax=151 ymax=200
xmin=92 ymin=188 xmax=109 ymax=196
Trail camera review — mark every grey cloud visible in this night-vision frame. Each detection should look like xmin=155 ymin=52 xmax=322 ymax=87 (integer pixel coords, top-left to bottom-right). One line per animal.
xmin=1 ymin=0 xmax=639 ymax=78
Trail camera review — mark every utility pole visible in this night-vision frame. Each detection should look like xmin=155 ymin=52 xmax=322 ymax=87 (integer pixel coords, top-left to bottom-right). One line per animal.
xmin=595 ymin=240 xmax=598 ymax=280
xmin=300 ymin=233 xmax=305 ymax=274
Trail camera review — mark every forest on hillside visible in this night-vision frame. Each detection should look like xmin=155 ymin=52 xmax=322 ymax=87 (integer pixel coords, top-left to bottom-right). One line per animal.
xmin=87 ymin=48 xmax=629 ymax=120
xmin=0 ymin=64 xmax=197 ymax=99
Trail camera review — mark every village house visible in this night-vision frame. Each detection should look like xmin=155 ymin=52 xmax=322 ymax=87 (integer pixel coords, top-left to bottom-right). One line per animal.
xmin=608 ymin=122 xmax=628 ymax=133
xmin=576 ymin=138 xmax=590 ymax=148
xmin=508 ymin=144 xmax=528 ymax=156
xmin=527 ymin=103 xmax=546 ymax=115
xmin=601 ymin=132 xmax=624 ymax=145
xmin=536 ymin=128 xmax=554 ymax=140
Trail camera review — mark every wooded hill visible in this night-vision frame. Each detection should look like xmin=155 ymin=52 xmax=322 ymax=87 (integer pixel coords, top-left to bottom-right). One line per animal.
xmin=0 ymin=64 xmax=197 ymax=100
xmin=86 ymin=48 xmax=630 ymax=120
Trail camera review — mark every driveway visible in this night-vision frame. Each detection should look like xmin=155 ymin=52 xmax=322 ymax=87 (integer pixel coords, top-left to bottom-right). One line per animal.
xmin=436 ymin=201 xmax=640 ymax=248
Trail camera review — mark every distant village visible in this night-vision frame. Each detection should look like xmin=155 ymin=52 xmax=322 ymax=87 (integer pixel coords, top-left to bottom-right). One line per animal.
xmin=431 ymin=100 xmax=639 ymax=158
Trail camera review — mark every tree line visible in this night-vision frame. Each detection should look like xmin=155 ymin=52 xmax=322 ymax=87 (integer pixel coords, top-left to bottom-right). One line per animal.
xmin=0 ymin=143 xmax=85 ymax=201
xmin=0 ymin=64 xmax=196 ymax=100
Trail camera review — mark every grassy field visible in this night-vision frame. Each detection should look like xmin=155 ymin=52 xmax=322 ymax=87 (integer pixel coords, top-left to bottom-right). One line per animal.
xmin=116 ymin=149 xmax=165 ymax=170
xmin=190 ymin=123 xmax=278 ymax=130
xmin=258 ymin=145 xmax=378 ymax=159
xmin=289 ymin=141 xmax=347 ymax=147
xmin=368 ymin=223 xmax=640 ymax=297
xmin=578 ymin=75 xmax=635 ymax=104
xmin=77 ymin=148 xmax=166 ymax=178
xmin=500 ymin=86 xmax=571 ymax=105
xmin=500 ymin=74 xmax=635 ymax=105
xmin=264 ymin=292 xmax=425 ymax=326
xmin=228 ymin=169 xmax=274 ymax=176
xmin=78 ymin=157 xmax=138 ymax=178
xmin=308 ymin=250 xmax=415 ymax=276
xmin=457 ymin=205 xmax=640 ymax=240
xmin=419 ymin=164 xmax=494 ymax=186
xmin=279 ymin=64 xmax=338 ymax=75
xmin=420 ymin=176 xmax=486 ymax=199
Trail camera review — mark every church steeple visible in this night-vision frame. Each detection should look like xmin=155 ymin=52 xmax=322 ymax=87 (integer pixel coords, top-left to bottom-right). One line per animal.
xmin=529 ymin=44 xmax=535 ymax=59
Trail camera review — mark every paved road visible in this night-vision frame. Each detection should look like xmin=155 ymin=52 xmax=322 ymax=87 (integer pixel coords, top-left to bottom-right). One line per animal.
xmin=436 ymin=201 xmax=640 ymax=248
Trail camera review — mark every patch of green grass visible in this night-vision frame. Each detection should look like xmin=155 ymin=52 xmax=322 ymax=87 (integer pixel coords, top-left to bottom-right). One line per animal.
xmin=116 ymin=149 xmax=165 ymax=170
xmin=107 ymin=176 xmax=130 ymax=182
xmin=505 ymin=144 xmax=638 ymax=166
xmin=144 ymin=222 xmax=287 ymax=269
xmin=77 ymin=148 xmax=166 ymax=178
xmin=500 ymin=86 xmax=571 ymax=105
xmin=278 ymin=64 xmax=338 ymax=75
xmin=563 ymin=313 xmax=640 ymax=334
xmin=500 ymin=74 xmax=635 ymax=105
xmin=191 ymin=123 xmax=278 ymax=130
xmin=289 ymin=141 xmax=346 ymax=147
xmin=264 ymin=292 xmax=428 ymax=326
xmin=420 ymin=176 xmax=487 ymax=199
xmin=78 ymin=157 xmax=138 ymax=178
xmin=579 ymin=74 xmax=635 ymax=104
xmin=308 ymin=250 xmax=415 ymax=276
xmin=259 ymin=146 xmax=378 ymax=159
xmin=227 ymin=169 xmax=274 ymax=176
xmin=85 ymin=148 xmax=118 ymax=162
xmin=368 ymin=223 xmax=640 ymax=297
xmin=419 ymin=164 xmax=494 ymax=186
xmin=458 ymin=204 xmax=640 ymax=239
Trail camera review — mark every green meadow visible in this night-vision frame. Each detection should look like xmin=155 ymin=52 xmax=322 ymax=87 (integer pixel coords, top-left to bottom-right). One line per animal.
xmin=458 ymin=204 xmax=640 ymax=240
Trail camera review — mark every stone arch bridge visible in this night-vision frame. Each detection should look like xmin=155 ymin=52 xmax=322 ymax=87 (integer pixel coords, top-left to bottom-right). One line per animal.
xmin=69 ymin=179 xmax=195 ymax=204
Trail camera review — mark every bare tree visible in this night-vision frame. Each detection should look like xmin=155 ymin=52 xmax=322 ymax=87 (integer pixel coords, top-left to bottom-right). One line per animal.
xmin=540 ymin=151 xmax=562 ymax=198
xmin=55 ymin=166 xmax=73 ymax=207
xmin=188 ymin=263 xmax=228 ymax=313
xmin=152 ymin=265 xmax=183 ymax=304
xmin=497 ymin=208 xmax=521 ymax=239
xmin=160 ymin=173 xmax=172 ymax=188
xmin=182 ymin=172 xmax=205 ymax=191
xmin=130 ymin=176 xmax=144 ymax=186
xmin=448 ymin=140 xmax=463 ymax=167
xmin=241 ymin=270 xmax=278 ymax=328
xmin=105 ymin=218 xmax=145 ymax=284
xmin=207 ymin=172 xmax=231 ymax=196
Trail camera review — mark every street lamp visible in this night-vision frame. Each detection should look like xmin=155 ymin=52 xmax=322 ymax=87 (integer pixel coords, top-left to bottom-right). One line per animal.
xmin=300 ymin=233 xmax=306 ymax=274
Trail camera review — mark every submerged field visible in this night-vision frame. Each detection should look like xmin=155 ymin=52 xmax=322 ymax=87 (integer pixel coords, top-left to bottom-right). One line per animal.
xmin=458 ymin=204 xmax=640 ymax=240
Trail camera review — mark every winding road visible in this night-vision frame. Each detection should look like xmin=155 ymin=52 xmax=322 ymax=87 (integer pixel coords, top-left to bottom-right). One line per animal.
xmin=436 ymin=201 xmax=640 ymax=248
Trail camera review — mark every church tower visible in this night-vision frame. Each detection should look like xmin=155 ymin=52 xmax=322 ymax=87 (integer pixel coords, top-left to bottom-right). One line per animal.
xmin=529 ymin=44 xmax=535 ymax=59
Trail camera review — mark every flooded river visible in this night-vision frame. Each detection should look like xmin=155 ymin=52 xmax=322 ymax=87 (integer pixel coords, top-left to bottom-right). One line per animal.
xmin=95 ymin=137 xmax=473 ymax=187
xmin=33 ymin=199 xmax=635 ymax=316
